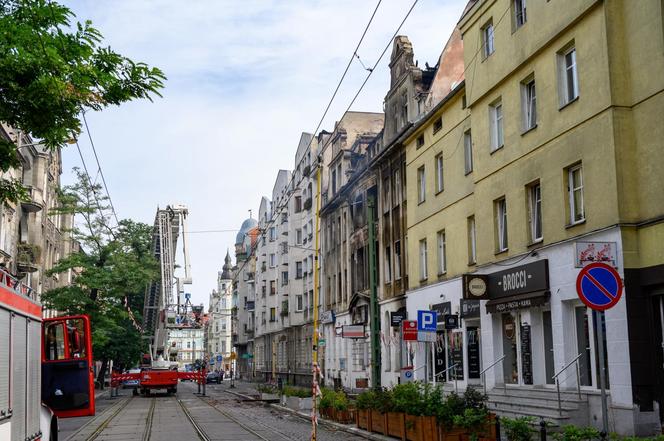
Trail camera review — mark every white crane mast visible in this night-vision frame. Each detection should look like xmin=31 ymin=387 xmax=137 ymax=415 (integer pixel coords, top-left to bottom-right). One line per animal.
xmin=143 ymin=204 xmax=192 ymax=363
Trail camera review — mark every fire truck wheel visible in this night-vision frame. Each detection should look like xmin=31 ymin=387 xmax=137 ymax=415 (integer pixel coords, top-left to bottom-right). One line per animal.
xmin=132 ymin=388 xmax=139 ymax=396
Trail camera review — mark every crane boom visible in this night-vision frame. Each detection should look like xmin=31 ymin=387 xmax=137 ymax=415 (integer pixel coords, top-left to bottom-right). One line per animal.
xmin=142 ymin=204 xmax=193 ymax=361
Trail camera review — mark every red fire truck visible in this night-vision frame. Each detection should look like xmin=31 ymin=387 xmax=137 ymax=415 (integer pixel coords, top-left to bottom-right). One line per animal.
xmin=0 ymin=269 xmax=95 ymax=441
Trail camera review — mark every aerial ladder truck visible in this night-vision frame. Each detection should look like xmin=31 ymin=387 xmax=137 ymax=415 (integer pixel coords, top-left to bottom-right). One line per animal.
xmin=113 ymin=205 xmax=204 ymax=396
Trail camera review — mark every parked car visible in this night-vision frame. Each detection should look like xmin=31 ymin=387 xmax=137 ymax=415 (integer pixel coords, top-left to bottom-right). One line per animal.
xmin=122 ymin=368 xmax=141 ymax=394
xmin=206 ymin=371 xmax=221 ymax=384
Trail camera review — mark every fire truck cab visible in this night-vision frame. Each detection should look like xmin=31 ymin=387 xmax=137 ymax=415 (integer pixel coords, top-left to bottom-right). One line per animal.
xmin=0 ymin=270 xmax=94 ymax=441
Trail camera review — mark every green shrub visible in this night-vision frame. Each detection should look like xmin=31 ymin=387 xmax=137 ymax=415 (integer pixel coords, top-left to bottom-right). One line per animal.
xmin=319 ymin=387 xmax=335 ymax=409
xmin=392 ymin=382 xmax=423 ymax=415
xmin=282 ymin=385 xmax=312 ymax=398
xmin=437 ymin=392 xmax=466 ymax=429
xmin=453 ymin=408 xmax=490 ymax=441
xmin=333 ymin=391 xmax=350 ymax=411
xmin=375 ymin=387 xmax=394 ymax=413
xmin=356 ymin=390 xmax=376 ymax=410
xmin=257 ymin=384 xmax=278 ymax=394
xmin=553 ymin=425 xmax=600 ymax=441
xmin=501 ymin=416 xmax=536 ymax=441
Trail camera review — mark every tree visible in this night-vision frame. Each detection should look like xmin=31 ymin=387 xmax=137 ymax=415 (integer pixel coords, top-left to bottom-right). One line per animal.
xmin=42 ymin=168 xmax=158 ymax=384
xmin=0 ymin=0 xmax=165 ymax=201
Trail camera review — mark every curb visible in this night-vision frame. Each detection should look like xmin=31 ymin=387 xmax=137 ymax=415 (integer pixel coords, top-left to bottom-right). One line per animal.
xmin=222 ymin=386 xmax=391 ymax=441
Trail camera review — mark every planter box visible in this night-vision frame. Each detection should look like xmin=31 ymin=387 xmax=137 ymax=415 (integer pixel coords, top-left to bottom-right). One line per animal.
xmin=405 ymin=415 xmax=437 ymax=441
xmin=320 ymin=407 xmax=333 ymax=420
xmin=370 ymin=409 xmax=388 ymax=435
xmin=333 ymin=408 xmax=355 ymax=424
xmin=260 ymin=392 xmax=279 ymax=401
xmin=438 ymin=414 xmax=497 ymax=441
xmin=284 ymin=395 xmax=312 ymax=411
xmin=357 ymin=409 xmax=371 ymax=431
xmin=387 ymin=411 xmax=406 ymax=440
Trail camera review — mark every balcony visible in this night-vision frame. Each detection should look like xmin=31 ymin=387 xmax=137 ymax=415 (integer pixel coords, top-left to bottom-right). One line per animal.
xmin=17 ymin=243 xmax=40 ymax=273
xmin=21 ymin=187 xmax=43 ymax=213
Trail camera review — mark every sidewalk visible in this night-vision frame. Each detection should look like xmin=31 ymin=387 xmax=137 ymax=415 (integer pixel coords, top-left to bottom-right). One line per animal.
xmin=222 ymin=383 xmax=392 ymax=441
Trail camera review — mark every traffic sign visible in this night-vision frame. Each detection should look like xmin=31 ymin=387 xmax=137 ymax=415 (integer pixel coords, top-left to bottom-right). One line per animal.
xmin=575 ymin=262 xmax=623 ymax=311
xmin=402 ymin=320 xmax=418 ymax=341
xmin=417 ymin=310 xmax=437 ymax=332
xmin=401 ymin=366 xmax=414 ymax=383
xmin=216 ymin=355 xmax=222 ymax=362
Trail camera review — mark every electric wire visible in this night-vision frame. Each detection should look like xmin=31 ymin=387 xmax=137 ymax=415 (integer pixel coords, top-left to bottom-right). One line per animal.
xmin=226 ymin=0 xmax=421 ymax=287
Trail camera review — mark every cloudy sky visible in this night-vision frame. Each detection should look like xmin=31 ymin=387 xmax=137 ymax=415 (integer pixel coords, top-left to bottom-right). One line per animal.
xmin=63 ymin=0 xmax=466 ymax=307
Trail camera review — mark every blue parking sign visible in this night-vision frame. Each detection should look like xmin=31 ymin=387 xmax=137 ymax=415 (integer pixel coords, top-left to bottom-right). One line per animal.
xmin=417 ymin=310 xmax=437 ymax=332
xmin=217 ymin=355 xmax=223 ymax=362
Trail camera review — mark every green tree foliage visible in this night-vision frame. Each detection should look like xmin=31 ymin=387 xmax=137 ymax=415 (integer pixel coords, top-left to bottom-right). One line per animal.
xmin=41 ymin=168 xmax=158 ymax=376
xmin=0 ymin=0 xmax=165 ymax=201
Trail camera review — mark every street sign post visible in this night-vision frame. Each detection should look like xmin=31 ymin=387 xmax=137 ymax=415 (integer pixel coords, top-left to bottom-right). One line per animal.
xmin=576 ymin=262 xmax=623 ymax=436
xmin=216 ymin=355 xmax=222 ymax=363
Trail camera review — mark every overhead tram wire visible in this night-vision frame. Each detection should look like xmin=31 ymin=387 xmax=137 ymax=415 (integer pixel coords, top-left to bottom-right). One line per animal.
xmin=226 ymin=0 xmax=420 ymax=288
xmin=81 ymin=111 xmax=120 ymax=226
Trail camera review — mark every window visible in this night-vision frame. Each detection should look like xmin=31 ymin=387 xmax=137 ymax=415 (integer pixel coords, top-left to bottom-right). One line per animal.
xmin=419 ymin=239 xmax=428 ymax=281
xmin=433 ymin=117 xmax=443 ymax=134
xmin=295 ymin=228 xmax=302 ymax=245
xmin=495 ymin=198 xmax=508 ymax=252
xmin=270 ymin=307 xmax=276 ymax=322
xmin=383 ymin=177 xmax=391 ymax=211
xmin=559 ymin=46 xmax=579 ymax=106
xmin=490 ymin=99 xmax=504 ymax=151
xmin=568 ymin=164 xmax=585 ymax=224
xmin=281 ymin=212 xmax=287 ymax=224
xmin=435 ymin=154 xmax=444 ymax=193
xmin=514 ymin=0 xmax=526 ymax=28
xmin=296 ymin=295 xmax=303 ymax=312
xmin=464 ymin=130 xmax=473 ymax=174
xmin=401 ymin=92 xmax=409 ymax=127
xmin=269 ymin=253 xmax=276 ymax=267
xmin=393 ymin=169 xmax=402 ymax=205
xmin=416 ymin=134 xmax=425 ymax=148
xmin=528 ymin=183 xmax=543 ymax=242
xmin=437 ymin=230 xmax=447 ymax=275
xmin=294 ymin=196 xmax=302 ymax=213
xmin=394 ymin=240 xmax=402 ymax=280
xmin=417 ymin=166 xmax=426 ymax=203
xmin=482 ymin=21 xmax=495 ymax=58
xmin=270 ymin=280 xmax=276 ymax=295
xmin=522 ymin=78 xmax=537 ymax=130
xmin=331 ymin=169 xmax=337 ymax=194
xmin=296 ymin=261 xmax=303 ymax=279
xmin=384 ymin=246 xmax=392 ymax=283
xmin=468 ymin=216 xmax=477 ymax=264
xmin=281 ymin=271 xmax=289 ymax=286
xmin=269 ymin=226 xmax=276 ymax=241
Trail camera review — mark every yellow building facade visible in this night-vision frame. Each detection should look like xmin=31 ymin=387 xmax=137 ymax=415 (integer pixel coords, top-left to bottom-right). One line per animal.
xmin=404 ymin=0 xmax=664 ymax=435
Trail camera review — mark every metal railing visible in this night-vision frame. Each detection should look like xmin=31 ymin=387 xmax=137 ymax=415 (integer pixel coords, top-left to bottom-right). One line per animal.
xmin=552 ymin=353 xmax=583 ymax=415
xmin=435 ymin=362 xmax=460 ymax=393
xmin=480 ymin=354 xmax=506 ymax=395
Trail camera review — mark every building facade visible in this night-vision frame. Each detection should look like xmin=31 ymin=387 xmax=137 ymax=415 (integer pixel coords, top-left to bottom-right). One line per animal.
xmin=232 ymin=216 xmax=258 ymax=378
xmin=206 ymin=252 xmax=233 ymax=372
xmin=402 ymin=0 xmax=664 ymax=435
xmin=0 ymin=124 xmax=76 ymax=312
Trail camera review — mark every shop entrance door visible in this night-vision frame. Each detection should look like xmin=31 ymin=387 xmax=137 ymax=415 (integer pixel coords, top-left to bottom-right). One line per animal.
xmin=502 ymin=313 xmax=519 ymax=384
xmin=543 ymin=310 xmax=555 ymax=384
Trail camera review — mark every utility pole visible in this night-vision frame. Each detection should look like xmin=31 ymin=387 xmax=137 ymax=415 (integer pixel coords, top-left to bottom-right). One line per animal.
xmin=367 ymin=194 xmax=381 ymax=389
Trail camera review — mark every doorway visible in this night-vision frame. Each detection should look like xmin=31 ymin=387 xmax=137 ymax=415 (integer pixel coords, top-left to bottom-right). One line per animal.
xmin=502 ymin=313 xmax=519 ymax=384
xmin=542 ymin=310 xmax=555 ymax=384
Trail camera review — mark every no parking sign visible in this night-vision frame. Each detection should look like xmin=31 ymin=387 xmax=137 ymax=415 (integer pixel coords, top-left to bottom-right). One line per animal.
xmin=575 ymin=262 xmax=623 ymax=311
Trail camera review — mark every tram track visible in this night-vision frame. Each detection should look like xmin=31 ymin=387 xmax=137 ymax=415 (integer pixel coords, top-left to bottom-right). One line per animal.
xmin=141 ymin=398 xmax=156 ymax=441
xmin=82 ymin=395 xmax=134 ymax=441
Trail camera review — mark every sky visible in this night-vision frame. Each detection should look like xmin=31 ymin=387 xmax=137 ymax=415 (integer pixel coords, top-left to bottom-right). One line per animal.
xmin=62 ymin=0 xmax=467 ymax=308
